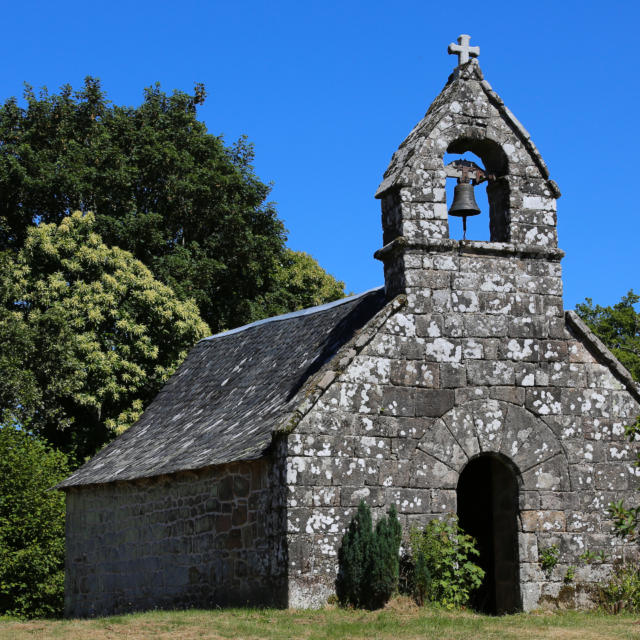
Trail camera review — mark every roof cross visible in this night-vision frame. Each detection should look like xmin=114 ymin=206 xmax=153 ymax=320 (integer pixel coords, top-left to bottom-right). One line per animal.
xmin=448 ymin=34 xmax=480 ymax=66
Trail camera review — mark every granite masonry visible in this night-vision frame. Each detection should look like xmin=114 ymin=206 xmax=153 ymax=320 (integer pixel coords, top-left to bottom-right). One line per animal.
xmin=60 ymin=45 xmax=640 ymax=616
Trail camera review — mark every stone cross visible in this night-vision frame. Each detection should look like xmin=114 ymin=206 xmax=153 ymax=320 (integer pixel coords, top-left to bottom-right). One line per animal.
xmin=448 ymin=34 xmax=480 ymax=66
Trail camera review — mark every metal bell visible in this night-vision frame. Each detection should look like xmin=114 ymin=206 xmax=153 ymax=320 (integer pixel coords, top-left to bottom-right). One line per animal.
xmin=448 ymin=181 xmax=481 ymax=218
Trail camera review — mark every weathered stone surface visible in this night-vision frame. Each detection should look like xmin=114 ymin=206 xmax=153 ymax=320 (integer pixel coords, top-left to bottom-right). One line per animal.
xmin=65 ymin=457 xmax=286 ymax=617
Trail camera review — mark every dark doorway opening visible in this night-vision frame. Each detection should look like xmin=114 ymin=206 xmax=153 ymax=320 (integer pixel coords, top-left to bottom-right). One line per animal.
xmin=457 ymin=455 xmax=521 ymax=615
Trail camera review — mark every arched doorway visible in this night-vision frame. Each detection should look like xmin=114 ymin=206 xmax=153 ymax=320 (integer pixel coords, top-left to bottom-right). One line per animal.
xmin=457 ymin=454 xmax=521 ymax=614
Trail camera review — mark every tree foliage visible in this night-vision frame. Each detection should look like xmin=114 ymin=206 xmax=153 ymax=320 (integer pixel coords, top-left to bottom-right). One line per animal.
xmin=575 ymin=290 xmax=640 ymax=381
xmin=0 ymin=78 xmax=344 ymax=333
xmin=263 ymin=249 xmax=346 ymax=318
xmin=0 ymin=212 xmax=209 ymax=461
xmin=335 ymin=501 xmax=402 ymax=610
xmin=0 ymin=422 xmax=69 ymax=618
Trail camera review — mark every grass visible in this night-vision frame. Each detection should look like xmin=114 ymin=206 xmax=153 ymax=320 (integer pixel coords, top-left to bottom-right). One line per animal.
xmin=1 ymin=598 xmax=639 ymax=640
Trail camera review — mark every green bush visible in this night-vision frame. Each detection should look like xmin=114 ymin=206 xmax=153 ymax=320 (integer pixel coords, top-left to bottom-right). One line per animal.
xmin=409 ymin=515 xmax=484 ymax=608
xmin=335 ymin=501 xmax=402 ymax=609
xmin=0 ymin=420 xmax=69 ymax=618
xmin=598 ymin=562 xmax=640 ymax=613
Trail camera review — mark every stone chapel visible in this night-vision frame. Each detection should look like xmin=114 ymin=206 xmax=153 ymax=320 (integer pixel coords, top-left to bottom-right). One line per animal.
xmin=60 ymin=36 xmax=640 ymax=616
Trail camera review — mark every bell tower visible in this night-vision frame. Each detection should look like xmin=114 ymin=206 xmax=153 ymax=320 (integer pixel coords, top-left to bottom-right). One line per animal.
xmin=375 ymin=35 xmax=563 ymax=306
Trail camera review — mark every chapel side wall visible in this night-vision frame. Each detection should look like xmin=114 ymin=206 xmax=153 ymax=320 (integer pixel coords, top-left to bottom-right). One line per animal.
xmin=65 ymin=456 xmax=287 ymax=617
xmin=285 ymin=249 xmax=640 ymax=610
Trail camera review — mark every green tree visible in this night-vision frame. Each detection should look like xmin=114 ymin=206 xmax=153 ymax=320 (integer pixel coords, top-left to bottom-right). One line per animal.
xmin=0 ymin=212 xmax=209 ymax=461
xmin=0 ymin=78 xmax=344 ymax=332
xmin=366 ymin=504 xmax=402 ymax=609
xmin=263 ymin=249 xmax=346 ymax=318
xmin=0 ymin=421 xmax=69 ymax=618
xmin=335 ymin=501 xmax=401 ymax=610
xmin=575 ymin=290 xmax=640 ymax=381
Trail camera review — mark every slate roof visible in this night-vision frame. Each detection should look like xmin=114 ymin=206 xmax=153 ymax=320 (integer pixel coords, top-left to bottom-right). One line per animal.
xmin=58 ymin=287 xmax=387 ymax=488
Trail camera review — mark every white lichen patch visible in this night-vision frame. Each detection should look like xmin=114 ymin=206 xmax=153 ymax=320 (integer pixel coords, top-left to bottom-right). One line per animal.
xmin=521 ymin=373 xmax=535 ymax=386
xmin=390 ymin=313 xmax=416 ymax=336
xmin=451 ymin=291 xmax=479 ymax=313
xmin=306 ymin=508 xmax=339 ymax=534
xmin=425 ymin=338 xmax=461 ymax=363
xmin=343 ymin=356 xmax=390 ymax=385
xmin=427 ymin=321 xmax=441 ymax=337
xmin=463 ymin=339 xmax=483 ymax=359
xmin=506 ymin=339 xmax=535 ymax=361
xmin=287 ymin=457 xmax=307 ymax=483
xmin=480 ymin=274 xmax=514 ymax=293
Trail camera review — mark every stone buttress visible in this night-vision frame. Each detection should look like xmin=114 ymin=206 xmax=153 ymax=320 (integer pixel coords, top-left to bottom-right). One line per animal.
xmin=284 ymin=60 xmax=640 ymax=611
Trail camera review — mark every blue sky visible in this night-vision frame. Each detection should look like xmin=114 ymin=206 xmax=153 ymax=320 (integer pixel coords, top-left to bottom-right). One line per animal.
xmin=2 ymin=1 xmax=638 ymax=309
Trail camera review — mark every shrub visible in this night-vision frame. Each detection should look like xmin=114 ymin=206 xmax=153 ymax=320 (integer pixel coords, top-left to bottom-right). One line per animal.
xmin=409 ymin=515 xmax=484 ymax=608
xmin=336 ymin=501 xmax=402 ymax=609
xmin=0 ymin=420 xmax=69 ymax=618
xmin=598 ymin=562 xmax=640 ymax=613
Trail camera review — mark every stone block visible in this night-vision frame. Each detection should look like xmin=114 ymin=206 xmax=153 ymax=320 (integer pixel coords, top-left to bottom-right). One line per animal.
xmin=415 ymin=314 xmax=444 ymax=338
xmin=525 ymin=387 xmax=562 ymax=416
xmin=415 ymin=389 xmax=455 ymax=417
xmin=594 ymin=464 xmax=630 ymax=491
xmin=410 ymin=450 xmax=457 ymax=489
xmin=430 ymin=489 xmax=457 ymax=513
xmin=382 ymin=386 xmax=414 ymax=416
xmin=499 ymin=338 xmax=540 ymax=362
xmin=340 ymin=486 xmax=386 ymax=507
xmin=463 ymin=314 xmax=508 ymax=337
xmin=390 ymin=360 xmax=439 ymax=388
xmin=522 ymin=456 xmax=570 ymax=491
xmin=439 ymin=363 xmax=467 ymax=387
xmin=490 ymin=386 xmax=525 ymax=405
xmin=520 ymin=510 xmax=566 ymax=533
xmin=417 ymin=418 xmax=467 ymax=470
xmin=508 ymin=316 xmax=548 ymax=338
xmin=467 ymin=360 xmax=516 ymax=385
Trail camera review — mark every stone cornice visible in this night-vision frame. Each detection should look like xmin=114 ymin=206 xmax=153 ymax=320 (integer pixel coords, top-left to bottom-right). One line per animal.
xmin=374 ymin=237 xmax=565 ymax=262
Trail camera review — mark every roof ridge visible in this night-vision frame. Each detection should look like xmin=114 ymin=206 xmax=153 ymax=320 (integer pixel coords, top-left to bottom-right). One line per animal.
xmin=202 ymin=286 xmax=385 ymax=342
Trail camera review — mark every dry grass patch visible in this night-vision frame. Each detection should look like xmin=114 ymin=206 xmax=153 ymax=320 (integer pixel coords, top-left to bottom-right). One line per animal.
xmin=0 ymin=601 xmax=639 ymax=640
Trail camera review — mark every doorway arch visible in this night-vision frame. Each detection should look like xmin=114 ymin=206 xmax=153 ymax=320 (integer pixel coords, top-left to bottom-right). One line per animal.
xmin=457 ymin=454 xmax=521 ymax=615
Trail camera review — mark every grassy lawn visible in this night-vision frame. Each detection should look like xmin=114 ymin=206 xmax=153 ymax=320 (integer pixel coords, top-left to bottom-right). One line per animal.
xmin=1 ymin=599 xmax=639 ymax=640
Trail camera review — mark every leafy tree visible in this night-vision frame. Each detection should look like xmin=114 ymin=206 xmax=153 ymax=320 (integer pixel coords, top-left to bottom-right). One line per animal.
xmin=335 ymin=501 xmax=401 ymax=609
xmin=0 ymin=78 xmax=344 ymax=332
xmin=263 ymin=249 xmax=346 ymax=318
xmin=0 ymin=212 xmax=209 ymax=461
xmin=575 ymin=291 xmax=640 ymax=381
xmin=0 ymin=421 xmax=69 ymax=618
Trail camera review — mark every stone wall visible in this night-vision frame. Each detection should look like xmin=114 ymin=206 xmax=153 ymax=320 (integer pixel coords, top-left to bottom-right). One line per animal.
xmin=65 ymin=454 xmax=286 ymax=617
xmin=284 ymin=245 xmax=640 ymax=610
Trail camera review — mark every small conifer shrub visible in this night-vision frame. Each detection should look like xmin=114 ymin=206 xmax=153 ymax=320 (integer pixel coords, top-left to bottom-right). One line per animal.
xmin=335 ymin=501 xmax=402 ymax=609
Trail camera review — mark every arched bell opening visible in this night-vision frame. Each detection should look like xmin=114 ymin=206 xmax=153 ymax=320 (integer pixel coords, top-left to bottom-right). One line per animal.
xmin=457 ymin=453 xmax=521 ymax=615
xmin=446 ymin=138 xmax=510 ymax=243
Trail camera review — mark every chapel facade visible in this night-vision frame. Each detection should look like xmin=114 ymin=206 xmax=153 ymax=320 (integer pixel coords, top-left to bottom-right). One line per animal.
xmin=60 ymin=37 xmax=640 ymax=616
